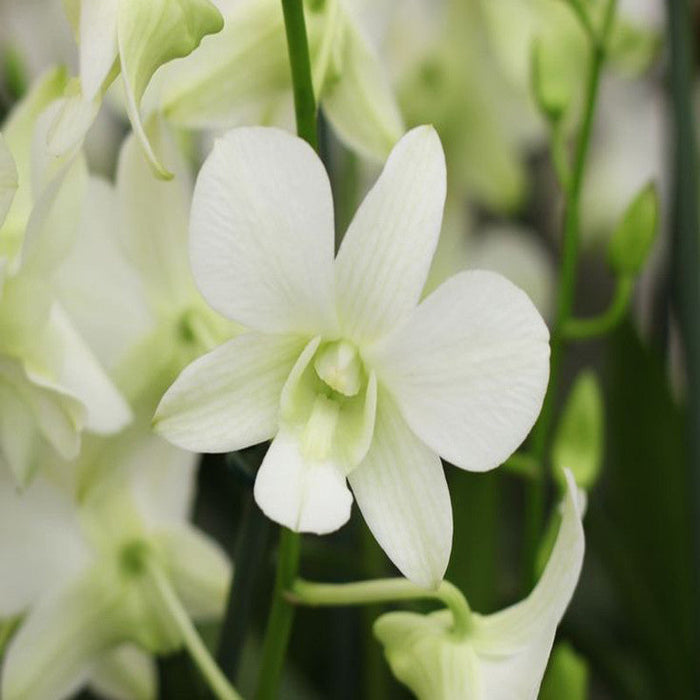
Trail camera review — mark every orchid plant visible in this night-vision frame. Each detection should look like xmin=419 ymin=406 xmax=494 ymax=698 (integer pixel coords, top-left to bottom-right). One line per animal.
xmin=0 ymin=0 xmax=679 ymax=699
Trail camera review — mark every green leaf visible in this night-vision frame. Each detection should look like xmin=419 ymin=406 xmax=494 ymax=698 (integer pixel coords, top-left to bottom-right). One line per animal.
xmin=552 ymin=370 xmax=604 ymax=491
xmin=117 ymin=0 xmax=224 ymax=178
xmin=540 ymin=642 xmax=589 ymax=700
xmin=607 ymin=182 xmax=659 ymax=276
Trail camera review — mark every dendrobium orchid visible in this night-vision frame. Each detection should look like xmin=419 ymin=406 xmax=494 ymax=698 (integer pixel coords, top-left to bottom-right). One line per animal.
xmin=52 ymin=0 xmax=224 ymax=177
xmin=374 ymin=470 xmax=585 ymax=700
xmin=0 ymin=434 xmax=231 ymax=700
xmin=155 ymin=125 xmax=550 ymax=587
xmin=0 ymin=70 xmax=130 ymax=486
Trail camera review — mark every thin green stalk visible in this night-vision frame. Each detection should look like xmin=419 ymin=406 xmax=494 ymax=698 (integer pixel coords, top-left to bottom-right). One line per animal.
xmin=563 ymin=276 xmax=634 ymax=340
xmin=255 ymin=529 xmax=301 ymax=699
xmin=253 ymin=4 xmax=318 ymax=696
xmin=281 ymin=0 xmax=318 ymax=150
xmin=522 ymin=0 xmax=617 ymax=589
xmin=289 ymin=578 xmax=473 ymax=639
xmin=145 ymin=561 xmax=243 ymax=700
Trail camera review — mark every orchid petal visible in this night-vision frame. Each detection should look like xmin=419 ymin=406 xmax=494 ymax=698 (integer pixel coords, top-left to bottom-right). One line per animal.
xmin=89 ymin=645 xmax=157 ymax=700
xmin=334 ymin=126 xmax=446 ymax=344
xmin=349 ymin=390 xmax=452 ymax=588
xmin=0 ymin=471 xmax=88 ymax=617
xmin=0 ymin=134 xmax=18 ymax=228
xmin=370 ymin=270 xmax=550 ymax=472
xmin=117 ymin=0 xmax=224 ymax=178
xmin=154 ymin=523 xmax=232 ymax=619
xmin=79 ymin=0 xmax=119 ymax=101
xmin=190 ymin=127 xmax=337 ymax=335
xmin=155 ymin=332 xmax=307 ymax=452
xmin=253 ymin=426 xmax=353 ymax=535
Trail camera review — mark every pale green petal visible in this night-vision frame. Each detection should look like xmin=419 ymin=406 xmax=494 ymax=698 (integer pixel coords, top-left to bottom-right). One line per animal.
xmin=1 ymin=570 xmax=127 ymax=700
xmin=0 ymin=470 xmax=88 ymax=616
xmin=117 ymin=0 xmax=224 ymax=177
xmin=253 ymin=425 xmax=353 ymax=534
xmin=374 ymin=610 xmax=481 ymax=700
xmin=155 ymin=332 xmax=307 ymax=452
xmin=321 ymin=9 xmax=404 ymax=162
xmin=89 ymin=645 xmax=157 ymax=700
xmin=154 ymin=524 xmax=232 ymax=619
xmin=47 ymin=305 xmax=132 ymax=435
xmin=189 ymin=127 xmax=337 ymax=335
xmin=473 ymin=469 xmax=584 ymax=654
xmin=349 ymin=389 xmax=452 ymax=588
xmin=161 ymin=0 xmax=291 ymax=130
xmin=370 ymin=270 xmax=550 ymax=472
xmin=334 ymin=126 xmax=446 ymax=345
xmin=116 ymin=122 xmax=194 ymax=314
xmin=79 ymin=0 xmax=120 ymax=101
xmin=0 ymin=134 xmax=18 ymax=228
xmin=46 ymin=90 xmax=102 ymax=159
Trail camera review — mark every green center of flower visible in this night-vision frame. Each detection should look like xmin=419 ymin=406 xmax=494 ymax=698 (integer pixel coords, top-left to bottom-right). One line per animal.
xmin=313 ymin=340 xmax=363 ymax=397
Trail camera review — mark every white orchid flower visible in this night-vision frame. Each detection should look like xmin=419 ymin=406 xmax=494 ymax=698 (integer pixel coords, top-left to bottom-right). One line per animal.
xmin=158 ymin=0 xmax=404 ymax=163
xmin=155 ymin=125 xmax=550 ymax=587
xmin=51 ymin=0 xmax=224 ymax=177
xmin=374 ymin=469 xmax=585 ymax=699
xmin=0 ymin=434 xmax=231 ymax=700
xmin=0 ymin=70 xmax=130 ymax=486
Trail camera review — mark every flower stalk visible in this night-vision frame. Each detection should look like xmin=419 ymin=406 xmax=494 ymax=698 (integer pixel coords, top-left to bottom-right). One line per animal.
xmin=288 ymin=578 xmax=473 ymax=639
xmin=523 ymin=0 xmax=618 ymax=588
xmin=144 ymin=560 xmax=243 ymax=700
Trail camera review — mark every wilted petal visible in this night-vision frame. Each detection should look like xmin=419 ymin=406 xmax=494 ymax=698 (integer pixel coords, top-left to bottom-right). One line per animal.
xmin=190 ymin=127 xmax=337 ymax=335
xmin=349 ymin=390 xmax=452 ymax=588
xmin=254 ymin=427 xmax=353 ymax=535
xmin=117 ymin=0 xmax=224 ymax=177
xmin=370 ymin=270 xmax=550 ymax=472
xmin=89 ymin=645 xmax=157 ymax=700
xmin=334 ymin=126 xmax=446 ymax=344
xmin=155 ymin=332 xmax=307 ymax=452
xmin=154 ymin=524 xmax=232 ymax=619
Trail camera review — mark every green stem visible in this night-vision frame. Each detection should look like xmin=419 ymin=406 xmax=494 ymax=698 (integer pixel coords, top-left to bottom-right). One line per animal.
xmin=281 ymin=0 xmax=318 ymax=150
xmin=145 ymin=561 xmax=243 ymax=700
xmin=563 ymin=276 xmax=634 ymax=340
xmin=522 ymin=0 xmax=617 ymax=590
xmin=253 ymin=4 xmax=318 ymax=695
xmin=255 ymin=528 xmax=301 ymax=700
xmin=288 ymin=578 xmax=473 ymax=639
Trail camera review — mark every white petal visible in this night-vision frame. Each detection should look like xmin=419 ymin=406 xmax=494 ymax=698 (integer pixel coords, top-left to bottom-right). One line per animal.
xmin=370 ymin=270 xmax=550 ymax=472
xmin=349 ymin=390 xmax=452 ymax=588
xmin=190 ymin=127 xmax=337 ymax=335
xmin=79 ymin=0 xmax=119 ymax=101
xmin=334 ymin=126 xmax=446 ymax=344
xmin=253 ymin=427 xmax=353 ymax=535
xmin=57 ymin=176 xmax=152 ymax=370
xmin=155 ymin=332 xmax=307 ymax=452
xmin=2 ymin=570 xmax=124 ymax=700
xmin=0 ymin=133 xmax=18 ymax=228
xmin=0 ymin=471 xmax=89 ymax=617
xmin=473 ymin=470 xmax=585 ymax=654
xmin=154 ymin=524 xmax=232 ymax=619
xmin=90 ymin=645 xmax=157 ymax=700
xmin=48 ymin=305 xmax=132 ymax=435
xmin=46 ymin=92 xmax=102 ymax=159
